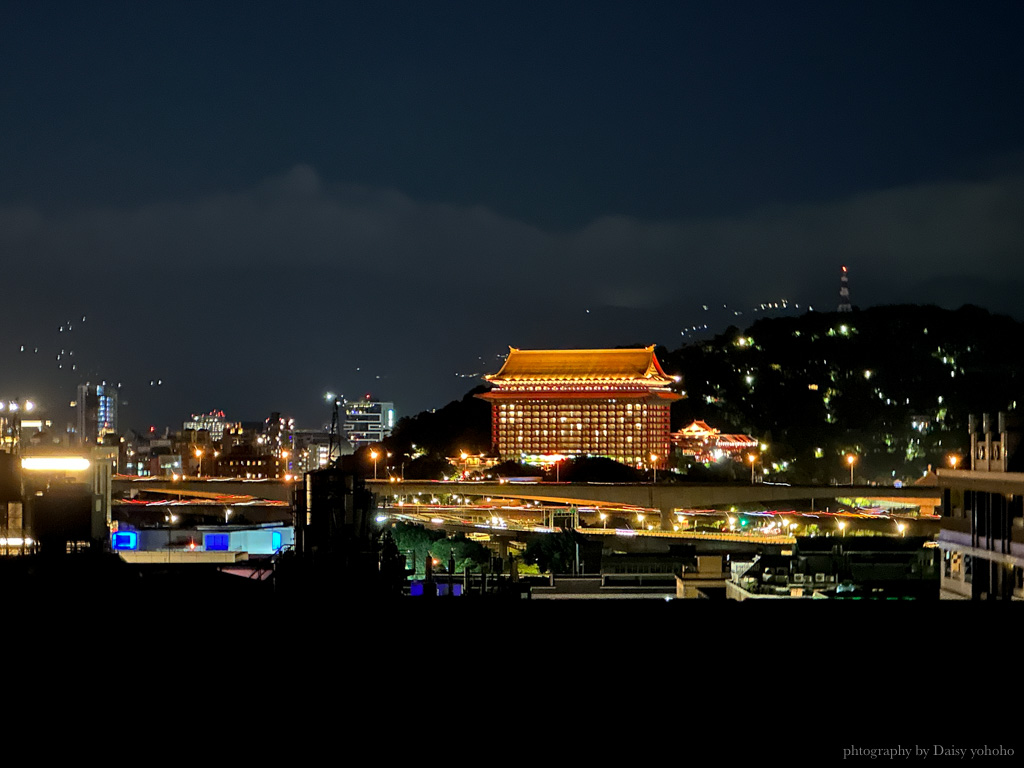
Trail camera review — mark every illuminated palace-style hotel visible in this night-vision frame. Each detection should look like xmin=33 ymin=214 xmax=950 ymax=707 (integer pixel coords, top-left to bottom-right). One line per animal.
xmin=478 ymin=347 xmax=682 ymax=468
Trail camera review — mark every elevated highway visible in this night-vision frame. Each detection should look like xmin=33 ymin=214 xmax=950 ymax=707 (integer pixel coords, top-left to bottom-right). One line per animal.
xmin=113 ymin=476 xmax=297 ymax=503
xmin=369 ymin=479 xmax=940 ymax=528
xmin=112 ymin=476 xmax=940 ymax=529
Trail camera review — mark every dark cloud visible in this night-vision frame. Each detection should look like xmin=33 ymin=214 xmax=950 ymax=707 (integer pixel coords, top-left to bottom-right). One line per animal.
xmin=3 ymin=164 xmax=1023 ymax=429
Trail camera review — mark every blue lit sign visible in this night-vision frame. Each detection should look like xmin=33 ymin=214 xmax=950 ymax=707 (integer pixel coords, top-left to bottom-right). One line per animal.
xmin=272 ymin=531 xmax=282 ymax=551
xmin=205 ymin=533 xmax=229 ymax=551
xmin=112 ymin=531 xmax=138 ymax=550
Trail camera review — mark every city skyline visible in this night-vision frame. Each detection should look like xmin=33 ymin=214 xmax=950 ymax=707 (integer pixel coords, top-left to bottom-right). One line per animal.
xmin=2 ymin=2 xmax=1023 ymax=429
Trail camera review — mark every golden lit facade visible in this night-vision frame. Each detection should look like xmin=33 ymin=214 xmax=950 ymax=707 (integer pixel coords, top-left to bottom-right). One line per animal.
xmin=671 ymin=420 xmax=758 ymax=463
xmin=478 ymin=347 xmax=682 ymax=467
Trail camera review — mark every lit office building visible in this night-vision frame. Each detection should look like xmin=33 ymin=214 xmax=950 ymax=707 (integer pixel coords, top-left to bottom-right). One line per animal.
xmin=343 ymin=399 xmax=395 ymax=448
xmin=75 ymin=382 xmax=118 ymax=445
xmin=477 ymin=347 xmax=682 ymax=467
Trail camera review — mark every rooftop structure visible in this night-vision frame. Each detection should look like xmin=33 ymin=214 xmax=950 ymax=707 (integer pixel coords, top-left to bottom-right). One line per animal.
xmin=727 ymin=536 xmax=938 ymax=600
xmin=477 ymin=346 xmax=682 ymax=467
xmin=447 ymin=452 xmax=501 ymax=479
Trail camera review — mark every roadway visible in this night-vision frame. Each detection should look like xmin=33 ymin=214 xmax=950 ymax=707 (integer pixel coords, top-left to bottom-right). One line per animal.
xmin=369 ymin=479 xmax=941 ymax=527
xmin=111 ymin=476 xmax=941 ymax=529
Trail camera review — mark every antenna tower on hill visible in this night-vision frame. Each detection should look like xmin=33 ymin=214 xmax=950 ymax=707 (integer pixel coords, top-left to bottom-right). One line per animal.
xmin=838 ymin=265 xmax=852 ymax=312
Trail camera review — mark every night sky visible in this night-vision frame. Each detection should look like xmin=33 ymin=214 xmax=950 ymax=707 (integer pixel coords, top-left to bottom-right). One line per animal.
xmin=2 ymin=2 xmax=1023 ymax=432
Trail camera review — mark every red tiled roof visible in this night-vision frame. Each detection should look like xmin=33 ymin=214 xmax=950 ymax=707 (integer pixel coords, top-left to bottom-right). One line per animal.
xmin=485 ymin=346 xmax=675 ymax=384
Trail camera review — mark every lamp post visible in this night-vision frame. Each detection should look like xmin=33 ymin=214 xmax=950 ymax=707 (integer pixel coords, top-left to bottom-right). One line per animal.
xmin=846 ymin=454 xmax=856 ymax=485
xmin=599 ymin=512 xmax=607 ymax=529
xmin=948 ymin=454 xmax=959 ymax=470
xmin=650 ymin=453 xmax=658 ymax=484
xmin=838 ymin=519 xmax=846 ymax=538
xmin=370 ymin=449 xmax=379 ymax=480
xmin=748 ymin=453 xmax=757 ymax=484
xmin=195 ymin=448 xmax=203 ymax=478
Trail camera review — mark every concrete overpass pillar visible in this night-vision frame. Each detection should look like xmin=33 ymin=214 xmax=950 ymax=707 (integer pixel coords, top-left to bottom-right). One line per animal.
xmin=493 ymin=537 xmax=509 ymax=559
xmin=659 ymin=507 xmax=673 ymax=531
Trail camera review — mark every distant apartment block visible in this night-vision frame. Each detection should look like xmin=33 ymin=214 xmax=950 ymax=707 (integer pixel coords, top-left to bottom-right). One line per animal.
xmin=293 ymin=428 xmax=336 ymax=474
xmin=937 ymin=412 xmax=1024 ymax=600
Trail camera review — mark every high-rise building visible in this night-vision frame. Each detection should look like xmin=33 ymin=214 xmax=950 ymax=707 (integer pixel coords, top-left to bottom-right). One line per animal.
xmin=183 ymin=410 xmax=234 ymax=442
xmin=477 ymin=346 xmax=682 ymax=467
xmin=75 ymin=382 xmax=118 ymax=445
xmin=343 ymin=398 xmax=395 ymax=448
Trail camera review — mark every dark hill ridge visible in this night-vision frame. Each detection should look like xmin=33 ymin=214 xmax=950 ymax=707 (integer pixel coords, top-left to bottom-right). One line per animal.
xmin=386 ymin=305 xmax=1024 ymax=484
xmin=660 ymin=304 xmax=1023 ymax=482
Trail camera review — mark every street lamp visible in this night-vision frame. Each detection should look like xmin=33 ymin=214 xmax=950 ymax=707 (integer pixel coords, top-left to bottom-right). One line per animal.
xmin=599 ymin=512 xmax=607 ymax=529
xmin=195 ymin=448 xmax=203 ymax=478
xmin=838 ymin=519 xmax=846 ymax=537
xmin=948 ymin=454 xmax=960 ymax=470
xmin=748 ymin=453 xmax=757 ymax=484
xmin=370 ymin=449 xmax=379 ymax=480
xmin=846 ymin=454 xmax=856 ymax=485
xmin=897 ymin=522 xmax=906 ymax=537
xmin=650 ymin=453 xmax=658 ymax=483
xmin=636 ymin=513 xmax=645 ymax=530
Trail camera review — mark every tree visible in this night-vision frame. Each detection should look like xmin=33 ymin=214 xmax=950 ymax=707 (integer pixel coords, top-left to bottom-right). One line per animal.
xmin=386 ymin=386 xmax=492 ymax=458
xmin=491 ymin=460 xmax=540 ymax=478
xmin=388 ymin=522 xmax=491 ymax=578
xmin=523 ymin=529 xmax=586 ymax=574
xmin=427 ymin=533 xmax=491 ymax=574
xmin=548 ymin=456 xmax=642 ymax=483
xmin=403 ymin=455 xmax=457 ymax=480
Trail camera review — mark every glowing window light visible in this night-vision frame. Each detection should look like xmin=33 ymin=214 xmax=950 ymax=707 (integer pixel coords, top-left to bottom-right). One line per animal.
xmin=21 ymin=457 xmax=91 ymax=471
